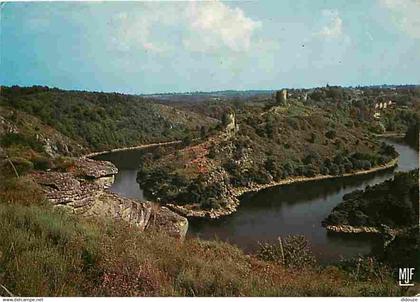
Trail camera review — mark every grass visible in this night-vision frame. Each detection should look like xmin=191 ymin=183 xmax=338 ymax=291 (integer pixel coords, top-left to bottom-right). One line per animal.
xmin=0 ymin=176 xmax=44 ymax=206
xmin=0 ymin=165 xmax=402 ymax=297
xmin=0 ymin=198 xmax=401 ymax=297
xmin=0 ymin=202 xmax=100 ymax=296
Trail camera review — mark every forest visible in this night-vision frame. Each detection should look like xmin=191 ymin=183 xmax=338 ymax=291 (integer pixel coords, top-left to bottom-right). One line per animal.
xmin=323 ymin=169 xmax=419 ymax=229
xmin=1 ymin=86 xmax=215 ymax=151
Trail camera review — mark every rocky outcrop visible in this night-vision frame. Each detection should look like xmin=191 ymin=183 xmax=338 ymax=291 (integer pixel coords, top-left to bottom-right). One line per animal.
xmin=324 ymin=223 xmax=409 ymax=248
xmin=167 ymin=197 xmax=239 ymax=220
xmin=32 ymin=158 xmax=188 ymax=239
xmin=73 ymin=158 xmax=118 ymax=179
xmin=324 ymin=224 xmax=380 ymax=234
xmin=88 ymin=191 xmax=188 ymax=239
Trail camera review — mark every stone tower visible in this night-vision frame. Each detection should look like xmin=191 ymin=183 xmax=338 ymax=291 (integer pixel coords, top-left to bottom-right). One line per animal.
xmin=275 ymin=89 xmax=288 ymax=105
xmin=222 ymin=111 xmax=239 ymax=135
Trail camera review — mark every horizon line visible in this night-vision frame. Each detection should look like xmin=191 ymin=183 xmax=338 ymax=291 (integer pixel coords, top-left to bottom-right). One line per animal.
xmin=1 ymin=82 xmax=420 ymax=97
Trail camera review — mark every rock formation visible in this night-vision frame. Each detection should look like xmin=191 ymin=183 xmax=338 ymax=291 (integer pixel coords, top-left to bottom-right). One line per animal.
xmin=222 ymin=111 xmax=239 ymax=136
xmin=32 ymin=158 xmax=188 ymax=239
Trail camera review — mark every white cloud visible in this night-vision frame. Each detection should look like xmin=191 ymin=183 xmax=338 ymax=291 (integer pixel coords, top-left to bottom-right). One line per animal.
xmin=183 ymin=1 xmax=262 ymax=53
xmin=110 ymin=1 xmax=262 ymax=55
xmin=316 ymin=9 xmax=343 ymax=39
xmin=380 ymin=0 xmax=420 ymax=39
xmin=110 ymin=9 xmax=171 ymax=53
xmin=308 ymin=9 xmax=351 ymax=68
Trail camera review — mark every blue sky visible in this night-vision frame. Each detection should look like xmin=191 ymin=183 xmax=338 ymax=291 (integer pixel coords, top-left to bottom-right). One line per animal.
xmin=1 ymin=0 xmax=420 ymax=94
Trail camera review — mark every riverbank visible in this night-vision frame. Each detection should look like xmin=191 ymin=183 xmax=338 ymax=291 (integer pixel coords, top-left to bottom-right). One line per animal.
xmin=322 ymin=168 xmax=418 ymax=238
xmin=83 ymin=140 xmax=181 ymax=158
xmin=168 ymin=157 xmax=399 ymax=220
xmin=373 ymin=132 xmax=405 ymax=138
xmin=232 ymin=157 xmax=399 ymax=198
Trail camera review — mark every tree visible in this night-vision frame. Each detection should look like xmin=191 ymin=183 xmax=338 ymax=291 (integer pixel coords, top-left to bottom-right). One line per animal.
xmin=200 ymin=126 xmax=207 ymax=139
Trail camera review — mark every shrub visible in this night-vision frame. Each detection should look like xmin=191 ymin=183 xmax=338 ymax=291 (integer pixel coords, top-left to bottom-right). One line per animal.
xmin=337 ymin=257 xmax=392 ymax=282
xmin=303 ymin=151 xmax=321 ymax=165
xmin=286 ymin=118 xmax=300 ymax=130
xmin=325 ymin=130 xmax=336 ymax=139
xmin=283 ymin=162 xmax=296 ymax=177
xmin=0 ymin=133 xmax=44 ymax=153
xmin=323 ymin=210 xmax=348 ymax=225
xmin=380 ymin=143 xmax=398 ymax=158
xmin=200 ymin=198 xmax=221 ymax=210
xmin=207 ymin=147 xmax=216 ymax=159
xmin=329 ymin=164 xmax=340 ymax=175
xmin=7 ymin=157 xmax=34 ymax=175
xmin=303 ymin=165 xmax=317 ymax=177
xmin=32 ymin=156 xmax=53 ymax=171
xmin=52 ymin=156 xmax=76 ymax=172
xmin=320 ymin=164 xmax=330 ymax=175
xmin=257 ymin=235 xmax=316 ymax=269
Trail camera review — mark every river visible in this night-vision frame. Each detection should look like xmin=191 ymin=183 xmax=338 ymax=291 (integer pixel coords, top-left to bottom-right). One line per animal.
xmin=93 ymin=138 xmax=418 ymax=263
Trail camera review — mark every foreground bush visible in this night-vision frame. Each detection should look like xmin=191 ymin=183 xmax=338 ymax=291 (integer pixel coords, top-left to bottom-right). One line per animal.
xmin=257 ymin=235 xmax=316 ymax=269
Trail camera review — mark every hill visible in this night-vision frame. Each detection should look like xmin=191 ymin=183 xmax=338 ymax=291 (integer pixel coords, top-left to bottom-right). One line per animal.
xmin=0 ymin=86 xmax=216 ymax=151
xmin=137 ymin=100 xmax=399 ymax=218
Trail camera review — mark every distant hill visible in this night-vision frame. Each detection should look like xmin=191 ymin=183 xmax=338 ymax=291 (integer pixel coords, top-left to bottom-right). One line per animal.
xmin=0 ymin=86 xmax=216 ymax=151
xmin=144 ymin=90 xmax=275 ymax=103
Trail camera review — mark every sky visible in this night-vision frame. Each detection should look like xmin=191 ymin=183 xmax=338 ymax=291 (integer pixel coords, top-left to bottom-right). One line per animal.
xmin=1 ymin=0 xmax=420 ymax=94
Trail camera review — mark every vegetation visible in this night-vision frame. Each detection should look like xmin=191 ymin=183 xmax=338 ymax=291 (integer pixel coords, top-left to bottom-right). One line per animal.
xmin=381 ymin=227 xmax=420 ymax=282
xmin=323 ymin=169 xmax=420 ymax=284
xmin=323 ymin=169 xmax=419 ymax=229
xmin=138 ymin=100 xmax=399 ymax=212
xmin=0 ymin=177 xmax=401 ymax=296
xmin=257 ymin=235 xmax=316 ymax=269
xmin=405 ymin=121 xmax=419 ymax=150
xmin=1 ymin=86 xmax=216 ymax=151
xmin=0 ymin=84 xmax=419 ymax=296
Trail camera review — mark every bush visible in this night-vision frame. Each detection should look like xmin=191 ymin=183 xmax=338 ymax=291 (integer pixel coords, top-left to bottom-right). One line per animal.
xmin=264 ymin=157 xmax=281 ymax=179
xmin=257 ymin=235 xmax=316 ymax=269
xmin=52 ymin=156 xmax=76 ymax=172
xmin=0 ymin=133 xmax=44 ymax=153
xmin=337 ymin=257 xmax=391 ymax=283
xmin=8 ymin=157 xmax=34 ymax=175
xmin=200 ymin=198 xmax=221 ymax=210
xmin=303 ymin=151 xmax=321 ymax=165
xmin=380 ymin=143 xmax=398 ymax=158
xmin=325 ymin=130 xmax=336 ymax=139
xmin=283 ymin=162 xmax=296 ymax=177
xmin=32 ymin=156 xmax=53 ymax=171
xmin=303 ymin=165 xmax=317 ymax=177
xmin=320 ymin=164 xmax=330 ymax=175
xmin=329 ymin=164 xmax=340 ymax=175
